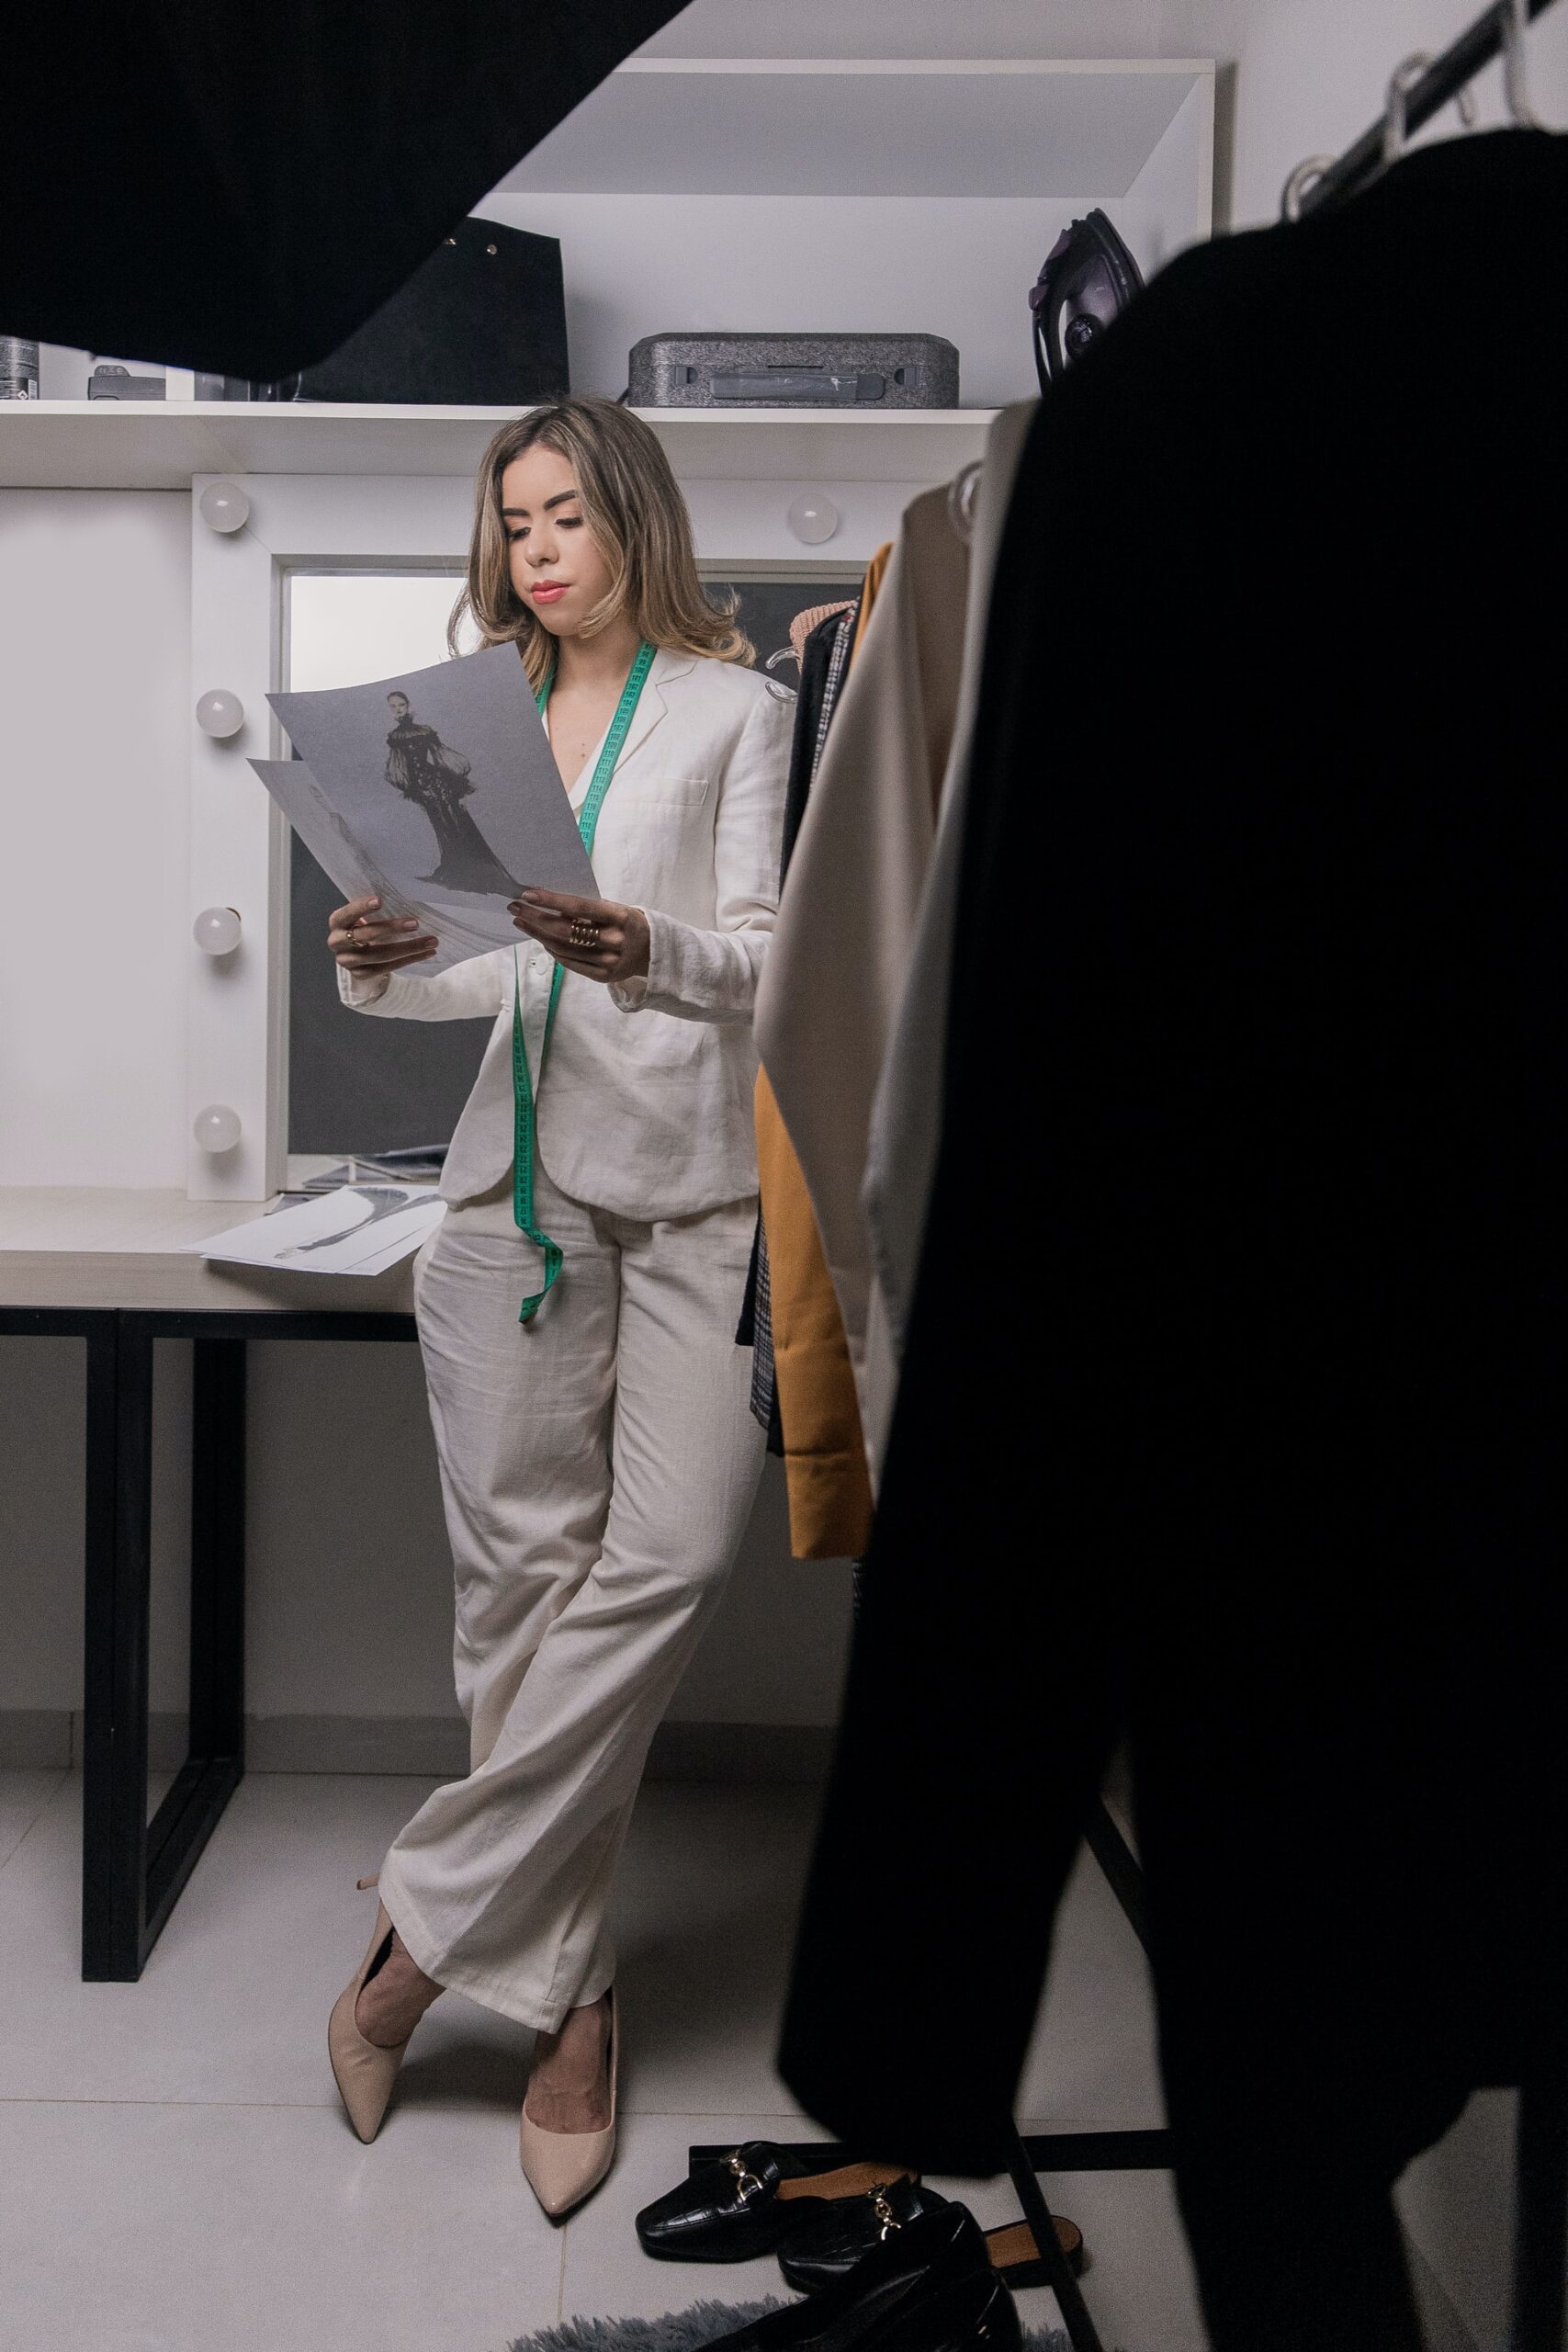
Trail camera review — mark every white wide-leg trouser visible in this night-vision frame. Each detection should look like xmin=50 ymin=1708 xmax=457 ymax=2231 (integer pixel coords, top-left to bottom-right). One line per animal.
xmin=378 ymin=1163 xmax=765 ymax=2033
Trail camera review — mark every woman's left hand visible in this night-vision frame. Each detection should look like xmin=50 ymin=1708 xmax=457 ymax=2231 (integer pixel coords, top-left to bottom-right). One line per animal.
xmin=509 ymin=888 xmax=651 ymax=985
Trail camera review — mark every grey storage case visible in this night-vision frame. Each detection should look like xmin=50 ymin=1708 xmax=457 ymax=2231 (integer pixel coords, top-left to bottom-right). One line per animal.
xmin=628 ymin=333 xmax=958 ymax=409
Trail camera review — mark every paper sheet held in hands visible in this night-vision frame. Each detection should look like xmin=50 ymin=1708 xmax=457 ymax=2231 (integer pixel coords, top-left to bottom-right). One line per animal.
xmin=187 ymin=1185 xmax=446 ymax=1276
xmin=254 ymin=642 xmax=592 ymax=972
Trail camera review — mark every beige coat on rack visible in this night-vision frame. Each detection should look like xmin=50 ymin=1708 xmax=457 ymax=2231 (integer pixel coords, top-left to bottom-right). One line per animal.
xmin=753 ymin=486 xmax=969 ymax=1473
xmin=861 ymin=401 xmax=1039 ymax=1466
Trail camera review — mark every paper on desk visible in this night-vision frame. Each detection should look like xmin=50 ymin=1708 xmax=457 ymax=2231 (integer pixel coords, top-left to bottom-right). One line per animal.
xmin=254 ymin=642 xmax=593 ymax=974
xmin=186 ymin=1185 xmax=445 ymax=1275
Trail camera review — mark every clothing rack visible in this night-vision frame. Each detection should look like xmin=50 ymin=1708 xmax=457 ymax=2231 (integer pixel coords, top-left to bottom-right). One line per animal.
xmin=1292 ymin=0 xmax=1560 ymax=217
xmin=713 ymin=46 xmax=1567 ymax=2312
xmin=1010 ymin=1812 xmax=1567 ymax=2352
xmin=689 ymin=1796 xmax=1165 ymax=2352
xmin=1014 ymin=21 xmax=1568 ymax=2338
xmin=698 ymin=1786 xmax=1564 ymax=2350
xmin=1002 ymin=1798 xmax=1166 ymax=2352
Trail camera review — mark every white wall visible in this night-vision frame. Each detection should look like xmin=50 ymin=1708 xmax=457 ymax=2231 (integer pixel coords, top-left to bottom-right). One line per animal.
xmin=0 ymin=492 xmax=190 ymax=1186
xmin=1157 ymin=0 xmax=1568 ymax=229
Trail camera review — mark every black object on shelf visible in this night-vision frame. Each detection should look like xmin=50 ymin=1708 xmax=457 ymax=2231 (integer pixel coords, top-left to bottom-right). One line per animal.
xmin=243 ymin=219 xmax=569 ymax=405
xmin=629 ymin=334 xmax=959 ymax=410
xmin=1027 ymin=211 xmax=1144 ymax=394
xmin=87 ymin=361 xmax=166 ymax=401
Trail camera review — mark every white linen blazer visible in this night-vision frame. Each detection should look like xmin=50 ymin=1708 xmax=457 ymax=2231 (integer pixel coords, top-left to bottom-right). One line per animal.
xmin=337 ymin=648 xmax=793 ymax=1220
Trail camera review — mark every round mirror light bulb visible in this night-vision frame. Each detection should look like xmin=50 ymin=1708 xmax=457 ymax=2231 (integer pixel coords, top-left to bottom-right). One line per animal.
xmin=193 ymin=906 xmax=243 ymax=956
xmin=193 ymin=1103 xmax=243 ymax=1154
xmin=196 ymin=688 xmax=244 ymax=738
xmin=786 ymin=492 xmax=840 ymax=547
xmin=197 ymin=481 xmax=251 ymax=534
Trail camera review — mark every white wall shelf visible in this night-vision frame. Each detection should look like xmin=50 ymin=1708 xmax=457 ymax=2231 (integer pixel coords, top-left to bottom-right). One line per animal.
xmin=501 ymin=57 xmax=1213 ymax=199
xmin=0 ymin=401 xmax=999 ymax=492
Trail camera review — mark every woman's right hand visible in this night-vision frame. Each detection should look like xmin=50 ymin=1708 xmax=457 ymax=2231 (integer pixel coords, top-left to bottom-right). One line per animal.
xmin=328 ymin=895 xmax=438 ymax=974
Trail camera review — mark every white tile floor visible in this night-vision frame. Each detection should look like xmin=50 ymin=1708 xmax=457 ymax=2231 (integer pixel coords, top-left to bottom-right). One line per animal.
xmin=0 ymin=1769 xmax=1210 ymax=2352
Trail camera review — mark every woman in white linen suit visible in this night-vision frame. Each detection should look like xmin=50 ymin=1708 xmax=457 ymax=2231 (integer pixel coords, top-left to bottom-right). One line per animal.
xmin=323 ymin=399 xmax=793 ymax=2219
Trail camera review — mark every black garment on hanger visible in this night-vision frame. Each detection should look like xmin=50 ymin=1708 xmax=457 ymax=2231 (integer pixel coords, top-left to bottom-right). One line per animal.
xmin=781 ymin=605 xmax=858 ymax=878
xmin=1 ymin=0 xmax=685 ymax=379
xmin=780 ymin=130 xmax=1568 ymax=2352
xmin=739 ymin=602 xmax=861 ymax=1450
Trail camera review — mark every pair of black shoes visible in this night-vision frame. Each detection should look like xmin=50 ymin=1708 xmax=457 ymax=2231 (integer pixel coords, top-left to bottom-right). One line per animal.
xmin=637 ymin=2144 xmax=1077 ymax=2293
xmin=704 ymin=2203 xmax=1021 ymax=2352
xmin=637 ymin=2147 xmax=919 ymax=2275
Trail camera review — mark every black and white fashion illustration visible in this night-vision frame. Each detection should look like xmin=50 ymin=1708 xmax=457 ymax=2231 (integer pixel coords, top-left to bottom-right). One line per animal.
xmin=383 ymin=691 xmax=522 ymax=896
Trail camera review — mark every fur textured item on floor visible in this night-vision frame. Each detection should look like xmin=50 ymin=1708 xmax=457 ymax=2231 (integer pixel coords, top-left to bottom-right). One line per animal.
xmin=510 ymin=2305 xmax=1079 ymax=2352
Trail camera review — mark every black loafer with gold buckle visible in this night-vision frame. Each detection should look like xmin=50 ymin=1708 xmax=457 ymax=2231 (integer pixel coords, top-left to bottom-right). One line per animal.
xmin=780 ymin=2177 xmax=1087 ymax=2294
xmin=636 ymin=2143 xmax=917 ymax=2265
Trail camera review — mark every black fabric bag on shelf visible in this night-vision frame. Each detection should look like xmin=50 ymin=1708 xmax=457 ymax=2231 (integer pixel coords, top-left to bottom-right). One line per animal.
xmin=260 ymin=219 xmax=569 ymax=404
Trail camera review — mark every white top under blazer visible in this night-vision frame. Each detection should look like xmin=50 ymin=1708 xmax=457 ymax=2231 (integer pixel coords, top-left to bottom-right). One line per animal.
xmin=337 ymin=647 xmax=794 ymax=1220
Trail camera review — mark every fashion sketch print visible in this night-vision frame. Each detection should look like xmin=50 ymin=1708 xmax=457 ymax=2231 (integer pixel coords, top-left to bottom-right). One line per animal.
xmin=263 ymin=641 xmax=596 ymax=963
xmin=382 ymin=691 xmax=522 ymax=896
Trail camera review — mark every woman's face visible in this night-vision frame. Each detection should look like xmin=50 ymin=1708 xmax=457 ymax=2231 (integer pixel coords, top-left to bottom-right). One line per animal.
xmin=501 ymin=444 xmax=617 ymax=639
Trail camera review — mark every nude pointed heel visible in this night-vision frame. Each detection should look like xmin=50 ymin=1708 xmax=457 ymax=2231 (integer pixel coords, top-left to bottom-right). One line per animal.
xmin=328 ymin=1900 xmax=413 ymax=2143
xmin=520 ymin=1986 xmax=618 ymax=2222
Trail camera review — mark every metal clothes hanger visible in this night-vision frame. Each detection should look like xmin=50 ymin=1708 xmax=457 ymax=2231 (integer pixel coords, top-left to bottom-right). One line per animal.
xmin=1383 ymin=50 xmax=1479 ymax=166
xmin=946 ymin=459 xmax=983 ymax=546
xmin=1281 ymin=47 xmax=1477 ymax=214
xmin=1280 ymin=155 xmax=1337 ymax=220
xmin=1280 ymin=0 xmax=1562 ymax=220
xmin=1502 ymin=0 xmax=1547 ymax=126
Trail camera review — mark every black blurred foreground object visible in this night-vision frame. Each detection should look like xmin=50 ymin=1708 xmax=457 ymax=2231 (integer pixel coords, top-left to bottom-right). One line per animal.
xmin=0 ymin=0 xmax=684 ymax=380
xmin=781 ymin=128 xmax=1568 ymax=2352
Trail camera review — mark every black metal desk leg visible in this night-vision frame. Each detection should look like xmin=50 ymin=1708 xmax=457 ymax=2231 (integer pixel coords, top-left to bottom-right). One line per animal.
xmin=82 ymin=1312 xmax=153 ymax=1981
xmin=187 ymin=1337 xmax=245 ymax=1762
xmin=142 ymin=1336 xmax=247 ymax=1958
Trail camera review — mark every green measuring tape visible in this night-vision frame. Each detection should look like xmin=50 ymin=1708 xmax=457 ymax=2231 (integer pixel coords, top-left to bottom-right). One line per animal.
xmin=511 ymin=639 xmax=657 ymax=1323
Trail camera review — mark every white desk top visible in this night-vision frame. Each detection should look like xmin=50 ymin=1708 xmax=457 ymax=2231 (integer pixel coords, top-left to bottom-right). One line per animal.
xmin=0 ymin=1188 xmax=417 ymax=1316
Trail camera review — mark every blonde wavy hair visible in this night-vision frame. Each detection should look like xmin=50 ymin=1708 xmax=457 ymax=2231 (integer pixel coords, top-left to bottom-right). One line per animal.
xmin=448 ymin=396 xmax=752 ymax=688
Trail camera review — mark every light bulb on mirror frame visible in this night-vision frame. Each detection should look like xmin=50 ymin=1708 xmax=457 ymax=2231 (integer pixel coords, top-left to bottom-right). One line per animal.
xmin=193 ymin=1103 xmax=243 ymax=1154
xmin=193 ymin=906 xmax=243 ymax=956
xmin=197 ymin=481 xmax=251 ymax=534
xmin=786 ymin=491 xmax=840 ymax=547
xmin=195 ymin=688 xmax=244 ymax=738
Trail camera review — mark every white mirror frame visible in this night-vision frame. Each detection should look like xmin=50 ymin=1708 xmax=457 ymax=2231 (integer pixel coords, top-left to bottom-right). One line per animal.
xmin=186 ymin=458 xmax=967 ymax=1200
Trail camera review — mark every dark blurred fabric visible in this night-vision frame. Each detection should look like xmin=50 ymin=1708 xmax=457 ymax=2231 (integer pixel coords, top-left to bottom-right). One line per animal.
xmin=2 ymin=1 xmax=684 ymax=379
xmin=780 ymin=130 xmax=1568 ymax=2352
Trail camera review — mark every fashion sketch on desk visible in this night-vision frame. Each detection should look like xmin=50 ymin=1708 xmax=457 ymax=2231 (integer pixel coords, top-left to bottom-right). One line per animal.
xmin=383 ymin=691 xmax=522 ymax=897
